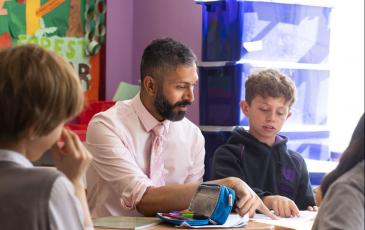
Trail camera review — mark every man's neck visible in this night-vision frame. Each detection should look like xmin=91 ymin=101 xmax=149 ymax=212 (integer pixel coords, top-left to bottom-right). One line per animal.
xmin=140 ymin=91 xmax=164 ymax=121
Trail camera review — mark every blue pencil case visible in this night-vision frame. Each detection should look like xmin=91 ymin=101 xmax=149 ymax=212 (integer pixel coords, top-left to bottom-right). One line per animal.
xmin=157 ymin=184 xmax=235 ymax=226
xmin=156 ymin=212 xmax=209 ymax=226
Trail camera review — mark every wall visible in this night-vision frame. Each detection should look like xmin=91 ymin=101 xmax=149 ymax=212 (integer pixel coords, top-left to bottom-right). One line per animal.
xmin=106 ymin=0 xmax=202 ymax=124
xmin=106 ymin=0 xmax=134 ymax=100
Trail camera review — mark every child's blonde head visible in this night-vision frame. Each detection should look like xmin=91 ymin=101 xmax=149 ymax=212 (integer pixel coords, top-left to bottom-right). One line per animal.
xmin=0 ymin=44 xmax=84 ymax=142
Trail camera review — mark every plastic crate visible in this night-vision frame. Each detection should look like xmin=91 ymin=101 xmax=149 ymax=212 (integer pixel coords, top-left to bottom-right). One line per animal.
xmin=199 ymin=63 xmax=329 ymax=126
xmin=199 ymin=0 xmax=332 ymax=63
xmin=199 ymin=63 xmax=243 ymax=126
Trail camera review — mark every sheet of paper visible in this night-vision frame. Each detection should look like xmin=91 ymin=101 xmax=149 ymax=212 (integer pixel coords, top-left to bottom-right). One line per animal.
xmin=179 ymin=214 xmax=249 ymax=228
xmin=251 ymin=210 xmax=317 ymax=230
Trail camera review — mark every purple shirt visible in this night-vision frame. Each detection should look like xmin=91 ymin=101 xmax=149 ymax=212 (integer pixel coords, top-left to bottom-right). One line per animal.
xmin=85 ymin=93 xmax=205 ymax=217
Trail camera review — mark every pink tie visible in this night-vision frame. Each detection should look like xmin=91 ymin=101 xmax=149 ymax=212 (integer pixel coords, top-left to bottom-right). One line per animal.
xmin=149 ymin=123 xmax=165 ymax=186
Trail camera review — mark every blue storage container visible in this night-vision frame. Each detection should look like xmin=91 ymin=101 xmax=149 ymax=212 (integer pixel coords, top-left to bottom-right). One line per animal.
xmin=199 ymin=63 xmax=330 ymax=126
xmin=280 ymin=129 xmax=330 ymax=160
xmin=197 ymin=0 xmax=332 ymax=63
xmin=239 ymin=1 xmax=331 ymax=64
xmin=199 ymin=63 xmax=243 ymax=126
xmin=197 ymin=0 xmax=243 ymax=61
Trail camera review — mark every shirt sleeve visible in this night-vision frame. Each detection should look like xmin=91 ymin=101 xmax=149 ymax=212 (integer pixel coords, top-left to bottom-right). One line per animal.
xmin=86 ymin=120 xmax=153 ymax=210
xmin=184 ymin=128 xmax=205 ymax=183
xmin=49 ymin=176 xmax=94 ymax=230
xmin=212 ymin=145 xmax=240 ymax=179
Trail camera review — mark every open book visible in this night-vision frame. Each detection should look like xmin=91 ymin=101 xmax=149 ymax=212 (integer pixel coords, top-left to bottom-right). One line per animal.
xmin=251 ymin=210 xmax=317 ymax=230
xmin=93 ymin=216 xmax=162 ymax=230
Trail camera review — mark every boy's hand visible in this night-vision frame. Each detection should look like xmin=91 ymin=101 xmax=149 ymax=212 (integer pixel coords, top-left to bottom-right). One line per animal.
xmin=262 ymin=195 xmax=300 ymax=217
xmin=52 ymin=128 xmax=93 ymax=184
xmin=307 ymin=206 xmax=318 ymax=211
xmin=227 ymin=177 xmax=277 ymax=219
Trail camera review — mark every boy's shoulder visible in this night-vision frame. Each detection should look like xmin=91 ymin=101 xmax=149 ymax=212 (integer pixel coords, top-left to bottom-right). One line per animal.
xmin=285 ymin=148 xmax=308 ymax=169
xmin=1 ymin=164 xmax=64 ymax=201
xmin=3 ymin=163 xmax=63 ymax=183
xmin=227 ymin=127 xmax=251 ymax=143
xmin=287 ymin=148 xmax=305 ymax=160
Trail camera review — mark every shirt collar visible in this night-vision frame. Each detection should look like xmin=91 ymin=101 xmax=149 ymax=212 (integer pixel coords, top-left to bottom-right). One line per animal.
xmin=131 ymin=92 xmax=170 ymax=134
xmin=0 ymin=149 xmax=33 ymax=168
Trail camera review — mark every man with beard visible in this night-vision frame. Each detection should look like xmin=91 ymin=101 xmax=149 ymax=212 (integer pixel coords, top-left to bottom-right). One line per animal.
xmin=85 ymin=38 xmax=275 ymax=219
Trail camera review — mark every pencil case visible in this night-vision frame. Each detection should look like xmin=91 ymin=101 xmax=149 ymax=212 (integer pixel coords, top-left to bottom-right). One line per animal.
xmin=189 ymin=183 xmax=235 ymax=225
xmin=156 ymin=212 xmax=210 ymax=226
xmin=157 ymin=184 xmax=235 ymax=226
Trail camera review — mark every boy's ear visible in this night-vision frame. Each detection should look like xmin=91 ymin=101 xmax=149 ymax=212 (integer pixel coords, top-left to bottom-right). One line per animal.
xmin=240 ymin=100 xmax=250 ymax=116
xmin=143 ymin=75 xmax=157 ymax=96
xmin=286 ymin=111 xmax=292 ymax=119
xmin=25 ymin=127 xmax=37 ymax=141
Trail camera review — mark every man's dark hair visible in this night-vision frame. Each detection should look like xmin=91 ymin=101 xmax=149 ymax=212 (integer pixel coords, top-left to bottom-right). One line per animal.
xmin=140 ymin=38 xmax=197 ymax=85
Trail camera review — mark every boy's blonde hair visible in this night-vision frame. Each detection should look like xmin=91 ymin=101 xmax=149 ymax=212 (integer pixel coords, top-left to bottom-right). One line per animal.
xmin=0 ymin=44 xmax=84 ymax=142
xmin=245 ymin=68 xmax=296 ymax=108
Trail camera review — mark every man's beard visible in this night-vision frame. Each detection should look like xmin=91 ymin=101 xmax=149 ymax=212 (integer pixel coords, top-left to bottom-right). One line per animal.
xmin=154 ymin=86 xmax=192 ymax=121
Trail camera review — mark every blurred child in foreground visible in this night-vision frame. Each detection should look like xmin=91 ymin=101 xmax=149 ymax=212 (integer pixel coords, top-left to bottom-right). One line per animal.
xmin=0 ymin=44 xmax=93 ymax=230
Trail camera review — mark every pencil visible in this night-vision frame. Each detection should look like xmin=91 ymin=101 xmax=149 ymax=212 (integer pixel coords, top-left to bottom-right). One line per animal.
xmin=161 ymin=213 xmax=189 ymax=220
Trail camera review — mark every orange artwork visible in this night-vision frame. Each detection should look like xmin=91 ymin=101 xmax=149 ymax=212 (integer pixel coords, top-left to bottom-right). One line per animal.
xmin=85 ymin=52 xmax=101 ymax=101
xmin=1 ymin=0 xmax=104 ymax=101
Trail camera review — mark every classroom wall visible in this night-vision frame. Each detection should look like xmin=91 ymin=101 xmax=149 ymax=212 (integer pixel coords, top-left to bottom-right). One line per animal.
xmin=106 ymin=0 xmax=134 ymax=98
xmin=106 ymin=0 xmax=202 ymax=124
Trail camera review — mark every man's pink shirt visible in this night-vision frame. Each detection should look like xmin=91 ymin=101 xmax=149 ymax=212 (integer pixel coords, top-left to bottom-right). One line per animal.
xmin=85 ymin=93 xmax=205 ymax=217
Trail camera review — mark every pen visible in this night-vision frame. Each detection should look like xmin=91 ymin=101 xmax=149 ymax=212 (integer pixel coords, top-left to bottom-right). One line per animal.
xmin=180 ymin=210 xmax=193 ymax=214
xmin=161 ymin=213 xmax=189 ymax=220
xmin=180 ymin=213 xmax=208 ymax=220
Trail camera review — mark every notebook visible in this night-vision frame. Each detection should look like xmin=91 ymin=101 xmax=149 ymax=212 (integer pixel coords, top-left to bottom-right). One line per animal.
xmin=93 ymin=216 xmax=162 ymax=230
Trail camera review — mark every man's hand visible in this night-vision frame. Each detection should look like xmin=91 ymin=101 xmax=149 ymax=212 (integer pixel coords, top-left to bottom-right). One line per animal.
xmin=221 ymin=177 xmax=277 ymax=219
xmin=262 ymin=195 xmax=299 ymax=217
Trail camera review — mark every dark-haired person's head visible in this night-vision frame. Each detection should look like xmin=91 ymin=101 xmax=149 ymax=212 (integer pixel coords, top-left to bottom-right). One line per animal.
xmin=320 ymin=113 xmax=364 ymax=197
xmin=140 ymin=38 xmax=198 ymax=121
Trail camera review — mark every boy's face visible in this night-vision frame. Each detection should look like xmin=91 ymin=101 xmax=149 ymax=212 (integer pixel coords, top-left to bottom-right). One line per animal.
xmin=240 ymin=95 xmax=292 ymax=146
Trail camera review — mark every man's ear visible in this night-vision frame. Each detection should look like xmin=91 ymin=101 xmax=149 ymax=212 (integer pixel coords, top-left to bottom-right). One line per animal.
xmin=240 ymin=100 xmax=250 ymax=116
xmin=143 ymin=75 xmax=157 ymax=96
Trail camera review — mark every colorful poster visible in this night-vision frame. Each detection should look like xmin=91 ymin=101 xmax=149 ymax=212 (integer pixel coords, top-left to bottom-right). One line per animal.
xmin=0 ymin=0 xmax=105 ymax=101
